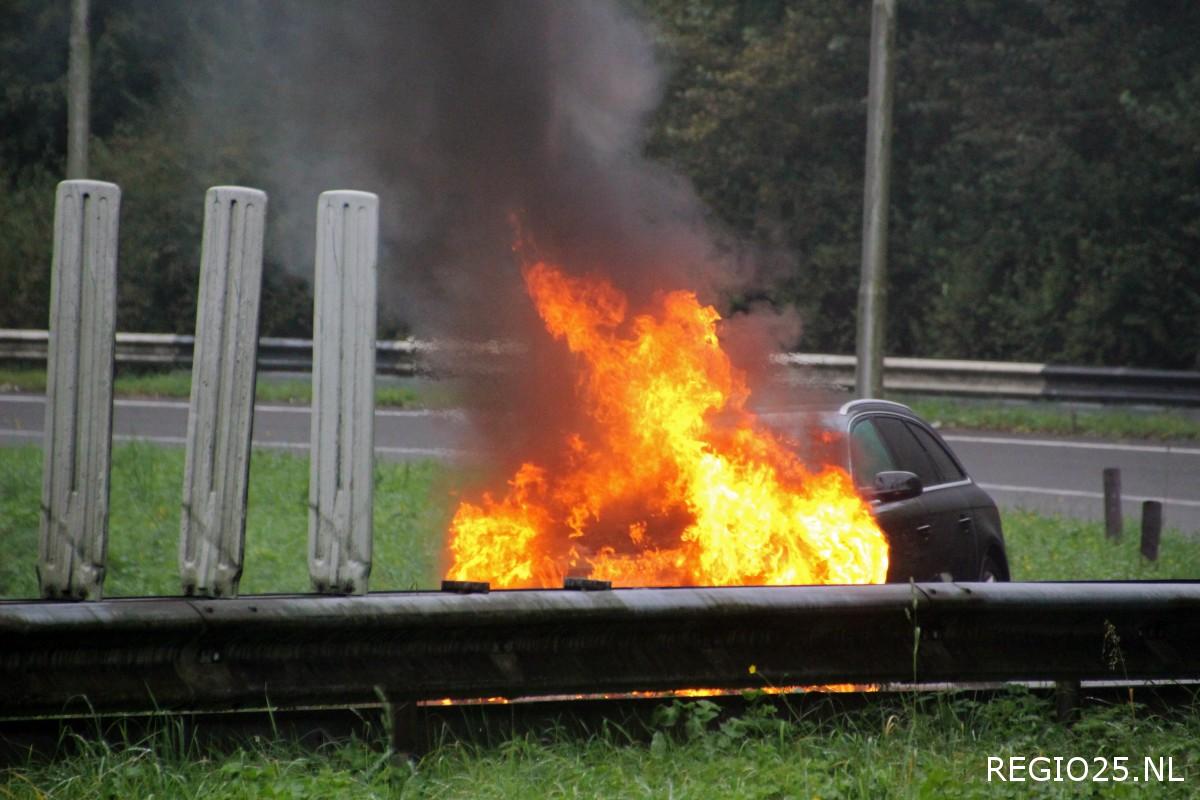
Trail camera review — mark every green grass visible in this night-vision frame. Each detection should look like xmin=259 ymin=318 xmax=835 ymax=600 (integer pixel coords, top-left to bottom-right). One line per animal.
xmin=1004 ymin=510 xmax=1200 ymax=581
xmin=3 ymin=690 xmax=1198 ymax=798
xmin=905 ymin=395 xmax=1200 ymax=441
xmin=0 ymin=444 xmax=453 ymax=598
xmin=3 ymin=444 xmax=1198 ymax=598
xmin=0 ymin=367 xmax=47 ymax=393
xmin=0 ymin=367 xmax=425 ymax=408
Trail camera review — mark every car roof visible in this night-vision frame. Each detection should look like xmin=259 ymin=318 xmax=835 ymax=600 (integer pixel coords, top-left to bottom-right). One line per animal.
xmin=752 ymin=399 xmax=921 ymax=435
xmin=837 ymin=398 xmax=917 ymax=419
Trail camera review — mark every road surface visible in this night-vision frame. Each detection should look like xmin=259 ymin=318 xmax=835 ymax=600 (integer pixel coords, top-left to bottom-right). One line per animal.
xmin=2 ymin=393 xmax=1198 ymax=533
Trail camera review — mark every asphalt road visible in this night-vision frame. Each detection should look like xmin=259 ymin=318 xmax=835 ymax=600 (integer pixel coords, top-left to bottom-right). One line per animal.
xmin=3 ymin=393 xmax=1198 ymax=533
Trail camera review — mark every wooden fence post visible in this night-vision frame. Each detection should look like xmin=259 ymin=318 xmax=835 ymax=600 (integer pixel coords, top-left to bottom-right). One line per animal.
xmin=1102 ymin=467 xmax=1122 ymax=542
xmin=179 ymin=187 xmax=267 ymax=597
xmin=1140 ymin=500 xmax=1162 ymax=562
xmin=309 ymin=191 xmax=378 ymax=595
xmin=38 ymin=180 xmax=120 ymax=600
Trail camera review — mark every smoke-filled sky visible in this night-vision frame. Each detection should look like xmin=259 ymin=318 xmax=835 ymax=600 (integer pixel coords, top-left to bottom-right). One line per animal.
xmin=187 ymin=0 xmax=796 ymax=467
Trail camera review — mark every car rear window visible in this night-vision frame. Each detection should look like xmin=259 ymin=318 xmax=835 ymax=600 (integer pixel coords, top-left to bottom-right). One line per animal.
xmin=904 ymin=422 xmax=966 ymax=484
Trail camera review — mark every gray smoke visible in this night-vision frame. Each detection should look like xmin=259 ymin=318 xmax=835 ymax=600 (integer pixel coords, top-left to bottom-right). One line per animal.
xmin=186 ymin=0 xmax=787 ymax=469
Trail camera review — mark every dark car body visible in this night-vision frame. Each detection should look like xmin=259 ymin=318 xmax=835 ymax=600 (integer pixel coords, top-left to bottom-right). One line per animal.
xmin=787 ymin=398 xmax=1009 ymax=583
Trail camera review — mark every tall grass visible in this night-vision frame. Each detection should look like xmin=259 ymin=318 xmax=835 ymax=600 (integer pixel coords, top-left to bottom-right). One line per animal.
xmin=3 ymin=690 xmax=1197 ymax=798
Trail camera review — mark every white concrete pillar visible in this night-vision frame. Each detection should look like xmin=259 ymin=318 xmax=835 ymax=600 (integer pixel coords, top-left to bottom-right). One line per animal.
xmin=309 ymin=191 xmax=378 ymax=594
xmin=39 ymin=180 xmax=120 ymax=600
xmin=179 ymin=187 xmax=267 ymax=597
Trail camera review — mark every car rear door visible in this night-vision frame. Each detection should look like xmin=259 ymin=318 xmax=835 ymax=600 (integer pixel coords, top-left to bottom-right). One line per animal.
xmin=873 ymin=416 xmax=977 ymax=580
xmin=900 ymin=421 xmax=980 ymax=579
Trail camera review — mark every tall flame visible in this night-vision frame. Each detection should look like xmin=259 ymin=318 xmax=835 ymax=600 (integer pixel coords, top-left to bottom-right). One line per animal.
xmin=446 ymin=260 xmax=888 ymax=588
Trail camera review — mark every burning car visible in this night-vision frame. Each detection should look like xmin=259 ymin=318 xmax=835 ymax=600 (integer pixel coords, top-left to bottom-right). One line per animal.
xmin=829 ymin=398 xmax=1009 ymax=583
xmin=442 ymin=257 xmax=1006 ymax=590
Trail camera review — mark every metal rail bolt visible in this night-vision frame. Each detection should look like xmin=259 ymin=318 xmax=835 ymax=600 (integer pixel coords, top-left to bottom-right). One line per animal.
xmin=38 ymin=180 xmax=120 ymax=601
xmin=309 ymin=191 xmax=379 ymax=595
xmin=179 ymin=187 xmax=268 ymax=597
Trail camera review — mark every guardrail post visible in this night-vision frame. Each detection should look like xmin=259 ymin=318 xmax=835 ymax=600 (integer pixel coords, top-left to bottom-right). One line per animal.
xmin=38 ymin=180 xmax=120 ymax=600
xmin=179 ymin=187 xmax=267 ymax=597
xmin=309 ymin=191 xmax=378 ymax=594
xmin=1054 ymin=679 xmax=1080 ymax=724
xmin=1102 ymin=468 xmax=1122 ymax=542
xmin=1140 ymin=501 xmax=1162 ymax=562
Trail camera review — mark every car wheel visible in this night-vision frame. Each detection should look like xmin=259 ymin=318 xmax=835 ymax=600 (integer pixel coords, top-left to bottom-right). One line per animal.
xmin=978 ymin=553 xmax=1005 ymax=582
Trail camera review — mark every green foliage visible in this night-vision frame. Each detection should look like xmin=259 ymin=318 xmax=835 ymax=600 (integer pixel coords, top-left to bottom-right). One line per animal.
xmin=4 ymin=1 xmax=1200 ymax=366
xmin=0 ymin=1 xmax=69 ymax=176
xmin=0 ymin=1 xmax=313 ymax=338
xmin=0 ymin=168 xmax=55 ymax=330
xmin=643 ymin=0 xmax=1200 ymax=368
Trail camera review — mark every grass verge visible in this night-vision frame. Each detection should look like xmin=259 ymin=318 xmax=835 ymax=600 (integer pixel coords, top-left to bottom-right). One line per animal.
xmin=0 ymin=444 xmax=452 ymax=597
xmin=2 ymin=690 xmax=1197 ymax=798
xmin=905 ymin=395 xmax=1200 ymax=441
xmin=0 ymin=367 xmax=425 ymax=408
xmin=2 ymin=444 xmax=1198 ymax=597
xmin=1004 ymin=510 xmax=1200 ymax=580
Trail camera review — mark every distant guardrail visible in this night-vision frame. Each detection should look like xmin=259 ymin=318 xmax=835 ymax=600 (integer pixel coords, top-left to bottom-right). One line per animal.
xmin=775 ymin=353 xmax=1200 ymax=406
xmin=0 ymin=328 xmax=430 ymax=375
xmin=4 ymin=328 xmax=1199 ymax=405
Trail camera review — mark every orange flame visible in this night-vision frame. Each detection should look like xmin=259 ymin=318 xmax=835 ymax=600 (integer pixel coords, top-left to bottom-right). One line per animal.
xmin=446 ymin=260 xmax=888 ymax=588
xmin=419 ymin=684 xmax=875 ymax=707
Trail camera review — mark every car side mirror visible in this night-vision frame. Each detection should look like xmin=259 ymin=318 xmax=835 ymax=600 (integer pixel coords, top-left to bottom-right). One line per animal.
xmin=871 ymin=471 xmax=923 ymax=503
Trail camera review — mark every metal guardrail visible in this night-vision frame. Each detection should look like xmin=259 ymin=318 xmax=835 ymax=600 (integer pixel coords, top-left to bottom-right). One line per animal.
xmin=0 ymin=328 xmax=425 ymax=375
xmin=3 ymin=582 xmax=1199 ymax=716
xmin=776 ymin=353 xmax=1200 ymax=405
xmin=4 ymin=328 xmax=1198 ymax=404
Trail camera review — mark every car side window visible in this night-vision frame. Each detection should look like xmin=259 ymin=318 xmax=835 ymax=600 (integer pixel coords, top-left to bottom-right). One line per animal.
xmin=872 ymin=416 xmax=940 ymax=488
xmin=849 ymin=419 xmax=896 ymax=488
xmin=905 ymin=422 xmax=966 ymax=483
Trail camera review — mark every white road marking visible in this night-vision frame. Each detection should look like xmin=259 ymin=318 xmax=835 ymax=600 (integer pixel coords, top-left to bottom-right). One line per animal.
xmin=0 ymin=393 xmax=465 ymax=419
xmin=943 ymin=434 xmax=1200 ymax=456
xmin=979 ymin=482 xmax=1200 ymax=509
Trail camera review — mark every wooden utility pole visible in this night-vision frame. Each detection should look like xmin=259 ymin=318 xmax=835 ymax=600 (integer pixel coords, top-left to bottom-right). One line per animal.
xmin=855 ymin=0 xmax=896 ymax=399
xmin=66 ymin=0 xmax=90 ymax=179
